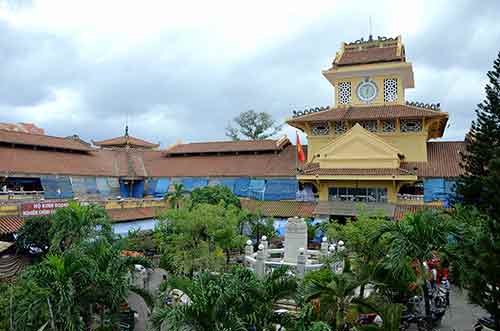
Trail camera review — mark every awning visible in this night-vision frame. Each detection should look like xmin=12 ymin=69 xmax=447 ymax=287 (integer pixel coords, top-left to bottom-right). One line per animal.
xmin=313 ymin=201 xmax=396 ymax=218
xmin=0 ymin=216 xmax=24 ymax=234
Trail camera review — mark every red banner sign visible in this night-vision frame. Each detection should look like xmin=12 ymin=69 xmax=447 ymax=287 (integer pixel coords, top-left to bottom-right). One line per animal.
xmin=21 ymin=201 xmax=69 ymax=217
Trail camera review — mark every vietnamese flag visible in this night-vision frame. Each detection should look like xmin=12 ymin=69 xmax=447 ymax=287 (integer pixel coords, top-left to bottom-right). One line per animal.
xmin=296 ymin=132 xmax=305 ymax=162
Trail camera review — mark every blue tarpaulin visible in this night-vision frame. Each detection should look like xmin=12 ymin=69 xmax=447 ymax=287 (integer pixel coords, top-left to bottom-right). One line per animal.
xmin=155 ymin=178 xmax=170 ymax=197
xmin=424 ymin=178 xmax=457 ymax=203
xmin=131 ymin=180 xmax=144 ymax=198
xmin=234 ymin=177 xmax=250 ymax=197
xmin=41 ymin=176 xmax=74 ymax=199
xmin=145 ymin=179 xmax=157 ymax=196
xmin=84 ymin=177 xmax=98 ymax=195
xmin=264 ymin=178 xmax=298 ymax=201
xmin=96 ymin=177 xmax=117 ymax=197
xmin=248 ymin=179 xmax=266 ymax=200
xmin=181 ymin=177 xmax=208 ymax=192
xmin=296 ymin=184 xmax=315 ymax=201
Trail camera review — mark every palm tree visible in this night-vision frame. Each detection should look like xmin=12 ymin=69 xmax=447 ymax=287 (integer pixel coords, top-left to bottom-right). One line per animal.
xmin=370 ymin=209 xmax=457 ymax=329
xmin=151 ymin=266 xmax=297 ymax=331
xmin=165 ymin=183 xmax=185 ymax=209
xmin=49 ymin=201 xmax=113 ymax=251
xmin=303 ymin=270 xmax=364 ymax=331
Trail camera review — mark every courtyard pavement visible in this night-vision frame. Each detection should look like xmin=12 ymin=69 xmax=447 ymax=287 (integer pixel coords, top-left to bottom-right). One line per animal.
xmin=436 ymin=286 xmax=486 ymax=331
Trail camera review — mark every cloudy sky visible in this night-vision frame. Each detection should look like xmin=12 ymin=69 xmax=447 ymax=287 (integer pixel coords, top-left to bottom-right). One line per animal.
xmin=0 ymin=0 xmax=499 ymax=147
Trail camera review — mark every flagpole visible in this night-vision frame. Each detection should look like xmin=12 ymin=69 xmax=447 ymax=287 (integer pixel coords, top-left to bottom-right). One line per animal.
xmin=295 ymin=131 xmax=298 ymax=174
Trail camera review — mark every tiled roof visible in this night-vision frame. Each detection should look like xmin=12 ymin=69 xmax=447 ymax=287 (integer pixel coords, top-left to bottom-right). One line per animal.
xmin=240 ymin=199 xmax=316 ymax=218
xmin=0 ymin=122 xmax=44 ymax=134
xmin=314 ymin=200 xmax=396 ymax=217
xmin=336 ymin=46 xmax=403 ymax=66
xmin=287 ymin=105 xmax=448 ymax=124
xmin=0 ymin=129 xmax=92 ymax=152
xmin=107 ymin=207 xmax=163 ymax=222
xmin=0 ymin=241 xmax=14 ymax=253
xmin=402 ymin=141 xmax=465 ymax=178
xmin=93 ymin=135 xmax=159 ymax=148
xmin=302 ymin=163 xmax=415 ymax=177
xmin=165 ymin=137 xmax=290 ymax=155
xmin=142 ymin=144 xmax=300 ymax=177
xmin=0 ymin=216 xmax=24 ymax=234
xmin=393 ymin=204 xmax=445 ymax=220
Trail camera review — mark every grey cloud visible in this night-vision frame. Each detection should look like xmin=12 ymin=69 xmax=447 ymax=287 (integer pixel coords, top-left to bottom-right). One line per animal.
xmin=0 ymin=0 xmax=499 ymax=147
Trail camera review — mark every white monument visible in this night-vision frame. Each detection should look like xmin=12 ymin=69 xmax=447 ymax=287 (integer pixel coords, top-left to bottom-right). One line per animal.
xmin=283 ymin=217 xmax=308 ymax=263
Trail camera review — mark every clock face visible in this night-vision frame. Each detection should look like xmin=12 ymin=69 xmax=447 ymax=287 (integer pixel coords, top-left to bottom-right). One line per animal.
xmin=357 ymin=80 xmax=378 ymax=103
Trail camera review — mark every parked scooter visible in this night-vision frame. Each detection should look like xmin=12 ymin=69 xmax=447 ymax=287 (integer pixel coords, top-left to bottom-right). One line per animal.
xmin=473 ymin=316 xmax=496 ymax=331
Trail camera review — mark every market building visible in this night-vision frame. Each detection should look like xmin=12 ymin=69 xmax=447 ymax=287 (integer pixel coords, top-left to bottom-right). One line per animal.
xmin=0 ymin=35 xmax=464 ymax=237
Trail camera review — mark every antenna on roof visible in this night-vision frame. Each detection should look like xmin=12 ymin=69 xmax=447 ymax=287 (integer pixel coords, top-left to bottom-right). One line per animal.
xmin=125 ymin=112 xmax=129 ymax=137
xmin=369 ymin=16 xmax=373 ymax=41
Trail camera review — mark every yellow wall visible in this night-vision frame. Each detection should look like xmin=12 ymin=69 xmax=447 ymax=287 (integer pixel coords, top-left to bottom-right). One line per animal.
xmin=334 ymin=75 xmax=405 ymax=107
xmin=317 ymin=180 xmax=399 ymax=203
xmin=306 ymin=121 xmax=429 ymax=163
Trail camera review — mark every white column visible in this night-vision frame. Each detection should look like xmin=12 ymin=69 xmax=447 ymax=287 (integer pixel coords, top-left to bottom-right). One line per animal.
xmin=296 ymin=247 xmax=307 ymax=279
xmin=256 ymin=244 xmax=266 ymax=279
xmin=284 ymin=217 xmax=307 ymax=263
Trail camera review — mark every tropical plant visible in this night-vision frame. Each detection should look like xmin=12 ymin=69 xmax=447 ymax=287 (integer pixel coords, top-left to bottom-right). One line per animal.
xmin=49 ymin=201 xmax=113 ymax=252
xmin=303 ymin=268 xmax=365 ymax=330
xmin=191 ymin=185 xmax=241 ymax=209
xmin=16 ymin=215 xmax=52 ymax=255
xmin=226 ymin=110 xmax=283 ymax=141
xmin=370 ymin=209 xmax=457 ymax=329
xmin=164 ymin=183 xmax=185 ymax=209
xmin=155 ymin=203 xmax=246 ymax=275
xmin=151 ymin=266 xmax=297 ymax=331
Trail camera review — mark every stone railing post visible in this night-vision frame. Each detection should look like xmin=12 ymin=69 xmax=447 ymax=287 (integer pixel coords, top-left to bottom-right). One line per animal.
xmin=296 ymin=247 xmax=307 ymax=279
xmin=245 ymin=240 xmax=254 ymax=257
xmin=320 ymin=236 xmax=329 ymax=256
xmin=256 ymin=244 xmax=266 ymax=278
xmin=261 ymin=235 xmax=269 ymax=258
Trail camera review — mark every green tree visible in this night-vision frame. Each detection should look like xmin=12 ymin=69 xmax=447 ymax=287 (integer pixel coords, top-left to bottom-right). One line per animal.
xmin=49 ymin=201 xmax=113 ymax=252
xmin=303 ymin=269 xmax=365 ymax=330
xmin=16 ymin=216 xmax=52 ymax=255
xmin=448 ymin=205 xmax=500 ymax=330
xmin=191 ymin=185 xmax=241 ymax=209
xmin=152 ymin=266 xmax=297 ymax=331
xmin=370 ymin=209 xmax=457 ymax=329
xmin=457 ymin=51 xmax=500 ymax=215
xmin=454 ymin=51 xmax=500 ymax=330
xmin=164 ymin=183 xmax=185 ymax=209
xmin=156 ymin=203 xmax=246 ymax=275
xmin=226 ymin=110 xmax=283 ymax=140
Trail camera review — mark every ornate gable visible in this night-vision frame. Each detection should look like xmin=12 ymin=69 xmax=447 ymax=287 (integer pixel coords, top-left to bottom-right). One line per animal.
xmin=317 ymin=123 xmax=401 ymax=169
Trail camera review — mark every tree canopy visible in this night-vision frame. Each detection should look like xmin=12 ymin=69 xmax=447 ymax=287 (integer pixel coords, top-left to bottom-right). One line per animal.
xmin=226 ymin=110 xmax=283 ymax=140
xmin=191 ymin=185 xmax=241 ymax=209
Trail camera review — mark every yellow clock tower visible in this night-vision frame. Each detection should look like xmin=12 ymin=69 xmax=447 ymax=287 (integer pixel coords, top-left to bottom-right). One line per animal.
xmin=287 ymin=35 xmax=449 ymax=217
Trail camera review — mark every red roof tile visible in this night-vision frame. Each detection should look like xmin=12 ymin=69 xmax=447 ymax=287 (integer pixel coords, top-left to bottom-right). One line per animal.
xmin=107 ymin=207 xmax=161 ymax=222
xmin=93 ymin=135 xmax=159 ymax=148
xmin=393 ymin=204 xmax=445 ymax=220
xmin=0 ymin=122 xmax=44 ymax=135
xmin=240 ymin=199 xmax=316 ymax=218
xmin=288 ymin=105 xmax=447 ymax=124
xmin=0 ymin=129 xmax=92 ymax=152
xmin=336 ymin=46 xmax=403 ymax=66
xmin=165 ymin=137 xmax=290 ymax=155
xmin=302 ymin=163 xmax=415 ymax=177
xmin=0 ymin=216 xmax=24 ymax=234
xmin=402 ymin=141 xmax=465 ymax=178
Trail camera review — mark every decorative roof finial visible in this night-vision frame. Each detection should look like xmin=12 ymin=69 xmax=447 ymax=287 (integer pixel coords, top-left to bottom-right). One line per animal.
xmin=125 ymin=125 xmax=129 ymax=137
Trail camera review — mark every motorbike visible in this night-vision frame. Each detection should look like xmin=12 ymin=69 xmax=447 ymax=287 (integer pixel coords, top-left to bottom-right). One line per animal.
xmin=473 ymin=316 xmax=496 ymax=331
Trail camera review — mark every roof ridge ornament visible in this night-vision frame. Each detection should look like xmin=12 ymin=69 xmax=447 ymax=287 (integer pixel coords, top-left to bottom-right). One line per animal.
xmin=292 ymin=106 xmax=330 ymax=118
xmin=406 ymin=101 xmax=441 ymax=111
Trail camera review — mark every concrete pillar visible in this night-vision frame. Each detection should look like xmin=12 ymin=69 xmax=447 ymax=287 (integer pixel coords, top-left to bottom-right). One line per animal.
xmin=321 ymin=236 xmax=329 ymax=256
xmin=245 ymin=239 xmax=254 ymax=257
xmin=261 ymin=235 xmax=269 ymax=258
xmin=256 ymin=244 xmax=266 ymax=279
xmin=284 ymin=217 xmax=307 ymax=263
xmin=296 ymin=247 xmax=307 ymax=279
